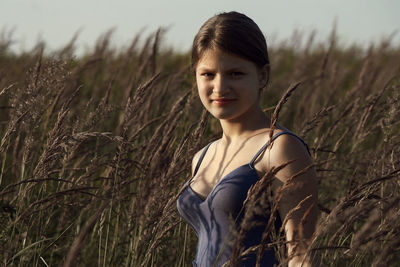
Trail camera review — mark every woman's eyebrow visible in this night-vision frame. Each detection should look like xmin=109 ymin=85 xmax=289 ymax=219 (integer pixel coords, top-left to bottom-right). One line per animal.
xmin=197 ymin=66 xmax=212 ymax=70
xmin=225 ymin=66 xmax=245 ymax=72
xmin=197 ymin=65 xmax=246 ymax=72
xmin=196 ymin=66 xmax=214 ymax=72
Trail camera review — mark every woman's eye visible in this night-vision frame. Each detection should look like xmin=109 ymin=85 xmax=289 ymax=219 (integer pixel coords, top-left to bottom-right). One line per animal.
xmin=202 ymin=73 xmax=214 ymax=78
xmin=231 ymin=72 xmax=244 ymax=78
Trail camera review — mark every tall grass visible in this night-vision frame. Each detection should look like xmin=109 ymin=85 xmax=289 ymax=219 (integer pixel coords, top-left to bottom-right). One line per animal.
xmin=0 ymin=28 xmax=399 ymax=266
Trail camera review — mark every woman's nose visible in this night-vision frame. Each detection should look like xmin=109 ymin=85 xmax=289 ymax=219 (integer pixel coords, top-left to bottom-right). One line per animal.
xmin=212 ymin=74 xmax=229 ymax=95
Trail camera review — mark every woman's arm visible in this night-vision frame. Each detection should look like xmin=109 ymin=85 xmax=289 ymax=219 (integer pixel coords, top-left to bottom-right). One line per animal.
xmin=267 ymin=134 xmax=318 ymax=267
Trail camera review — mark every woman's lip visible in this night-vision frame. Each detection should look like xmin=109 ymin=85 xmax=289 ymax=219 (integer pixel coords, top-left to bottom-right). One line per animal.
xmin=212 ymin=98 xmax=236 ymax=105
xmin=213 ymin=98 xmax=235 ymax=102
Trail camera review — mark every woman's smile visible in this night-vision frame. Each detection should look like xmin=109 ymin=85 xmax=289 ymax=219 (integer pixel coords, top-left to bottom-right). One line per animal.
xmin=212 ymin=97 xmax=237 ymax=106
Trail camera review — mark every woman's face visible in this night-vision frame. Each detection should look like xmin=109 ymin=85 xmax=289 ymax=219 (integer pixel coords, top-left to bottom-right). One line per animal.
xmin=195 ymin=48 xmax=267 ymax=121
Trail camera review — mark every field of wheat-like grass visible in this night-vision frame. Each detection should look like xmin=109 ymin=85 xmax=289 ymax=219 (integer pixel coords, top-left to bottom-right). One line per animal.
xmin=0 ymin=29 xmax=399 ymax=266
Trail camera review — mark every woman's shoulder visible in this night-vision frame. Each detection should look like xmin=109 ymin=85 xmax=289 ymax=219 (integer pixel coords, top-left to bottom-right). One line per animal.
xmin=273 ymin=129 xmax=309 ymax=151
xmin=269 ymin=130 xmax=310 ymax=159
xmin=262 ymin=129 xmax=313 ymax=182
xmin=191 ymin=139 xmax=220 ymax=175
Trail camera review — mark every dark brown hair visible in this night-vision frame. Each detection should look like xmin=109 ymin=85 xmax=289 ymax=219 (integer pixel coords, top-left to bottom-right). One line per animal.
xmin=191 ymin=11 xmax=270 ymax=72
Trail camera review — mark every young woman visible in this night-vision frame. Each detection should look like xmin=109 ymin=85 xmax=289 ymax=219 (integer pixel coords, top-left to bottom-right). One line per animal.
xmin=177 ymin=11 xmax=318 ymax=267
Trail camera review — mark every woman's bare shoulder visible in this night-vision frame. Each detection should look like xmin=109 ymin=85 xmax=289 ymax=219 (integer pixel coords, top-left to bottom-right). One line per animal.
xmin=262 ymin=132 xmax=313 ymax=182
xmin=270 ymin=132 xmax=310 ymax=158
xmin=191 ymin=148 xmax=203 ymax=175
xmin=191 ymin=140 xmax=219 ymax=175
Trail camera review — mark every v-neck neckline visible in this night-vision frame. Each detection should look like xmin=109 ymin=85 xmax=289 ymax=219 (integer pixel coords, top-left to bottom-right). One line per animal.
xmin=185 ymin=130 xmax=308 ymax=204
xmin=187 ymin=163 xmax=257 ymax=203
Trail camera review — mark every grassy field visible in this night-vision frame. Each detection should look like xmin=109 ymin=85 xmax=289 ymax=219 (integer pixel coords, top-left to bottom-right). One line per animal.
xmin=0 ymin=29 xmax=399 ymax=266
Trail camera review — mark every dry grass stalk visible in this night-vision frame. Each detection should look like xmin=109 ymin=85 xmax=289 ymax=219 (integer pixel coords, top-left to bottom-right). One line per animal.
xmin=269 ymin=81 xmax=301 ymax=140
xmin=63 ymin=203 xmax=108 ymax=267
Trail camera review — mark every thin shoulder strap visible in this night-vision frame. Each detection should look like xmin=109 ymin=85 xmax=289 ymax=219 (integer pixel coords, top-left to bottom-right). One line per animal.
xmin=249 ymin=131 xmax=310 ymax=167
xmin=193 ymin=142 xmax=213 ymax=177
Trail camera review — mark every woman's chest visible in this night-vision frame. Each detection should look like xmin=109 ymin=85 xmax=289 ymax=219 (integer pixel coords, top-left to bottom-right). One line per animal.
xmin=179 ymin=166 xmax=260 ymax=219
xmin=190 ymin=157 xmax=267 ymax=200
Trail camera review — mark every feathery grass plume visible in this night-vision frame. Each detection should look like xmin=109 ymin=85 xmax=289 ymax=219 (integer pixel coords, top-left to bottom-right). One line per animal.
xmin=32 ymin=85 xmax=81 ymax=179
xmin=133 ymin=91 xmax=190 ymax=256
xmin=269 ymin=81 xmax=301 ymax=141
xmin=0 ymin=27 xmax=15 ymax=53
xmin=120 ymin=73 xmax=161 ymax=138
xmin=55 ymin=30 xmax=81 ymax=60
xmin=78 ymin=73 xmax=115 ymax=132
xmin=300 ymin=105 xmax=335 ymax=139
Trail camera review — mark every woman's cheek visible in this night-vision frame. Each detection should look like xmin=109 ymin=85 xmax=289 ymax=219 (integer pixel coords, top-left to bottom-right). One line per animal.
xmin=197 ymin=87 xmax=210 ymax=109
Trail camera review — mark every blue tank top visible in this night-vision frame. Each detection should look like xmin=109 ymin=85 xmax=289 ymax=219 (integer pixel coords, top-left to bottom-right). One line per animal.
xmin=176 ymin=131 xmax=309 ymax=267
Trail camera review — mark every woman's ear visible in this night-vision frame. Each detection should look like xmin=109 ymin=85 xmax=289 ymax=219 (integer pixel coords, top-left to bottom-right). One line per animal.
xmin=258 ymin=64 xmax=270 ymax=89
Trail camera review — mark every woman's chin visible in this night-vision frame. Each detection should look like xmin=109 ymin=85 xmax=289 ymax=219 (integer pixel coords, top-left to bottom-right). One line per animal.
xmin=210 ymin=111 xmax=243 ymax=121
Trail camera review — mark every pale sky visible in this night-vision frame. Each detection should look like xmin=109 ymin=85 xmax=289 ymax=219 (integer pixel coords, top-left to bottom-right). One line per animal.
xmin=1 ymin=0 xmax=399 ymax=55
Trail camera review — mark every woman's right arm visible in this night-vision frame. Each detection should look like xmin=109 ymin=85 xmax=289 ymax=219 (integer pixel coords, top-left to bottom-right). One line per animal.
xmin=266 ymin=134 xmax=318 ymax=267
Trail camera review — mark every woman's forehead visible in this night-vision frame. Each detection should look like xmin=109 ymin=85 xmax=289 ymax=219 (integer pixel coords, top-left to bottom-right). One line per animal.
xmin=196 ymin=48 xmax=254 ymax=70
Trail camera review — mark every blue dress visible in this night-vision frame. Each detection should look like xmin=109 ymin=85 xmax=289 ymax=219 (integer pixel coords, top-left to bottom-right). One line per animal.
xmin=176 ymin=131 xmax=309 ymax=266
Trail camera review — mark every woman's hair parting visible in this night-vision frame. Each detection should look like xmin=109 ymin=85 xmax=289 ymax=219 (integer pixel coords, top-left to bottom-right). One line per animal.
xmin=191 ymin=11 xmax=270 ymax=72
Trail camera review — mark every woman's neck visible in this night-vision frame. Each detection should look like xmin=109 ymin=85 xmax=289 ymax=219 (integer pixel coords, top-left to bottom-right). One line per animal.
xmin=219 ymin=106 xmax=271 ymax=143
